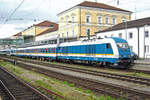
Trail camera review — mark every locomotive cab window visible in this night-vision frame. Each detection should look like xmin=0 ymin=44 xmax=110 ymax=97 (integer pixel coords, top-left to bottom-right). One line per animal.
xmin=106 ymin=43 xmax=111 ymax=49
xmin=117 ymin=43 xmax=129 ymax=49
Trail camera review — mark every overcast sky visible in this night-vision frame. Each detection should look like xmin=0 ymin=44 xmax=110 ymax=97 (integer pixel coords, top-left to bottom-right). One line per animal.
xmin=0 ymin=0 xmax=150 ymax=39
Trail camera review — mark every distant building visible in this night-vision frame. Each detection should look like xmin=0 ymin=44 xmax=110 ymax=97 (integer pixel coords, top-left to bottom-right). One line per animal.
xmin=22 ymin=20 xmax=57 ymax=43
xmin=0 ymin=36 xmax=24 ymax=50
xmin=96 ymin=17 xmax=150 ymax=58
xmin=35 ymin=22 xmax=58 ymax=44
xmin=58 ymin=1 xmax=132 ymax=41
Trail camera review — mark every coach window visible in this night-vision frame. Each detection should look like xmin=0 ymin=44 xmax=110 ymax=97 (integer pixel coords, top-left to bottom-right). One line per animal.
xmin=58 ymin=47 xmax=61 ymax=51
xmin=106 ymin=43 xmax=111 ymax=49
xmin=49 ymin=48 xmax=51 ymax=53
xmin=54 ymin=48 xmax=55 ymax=52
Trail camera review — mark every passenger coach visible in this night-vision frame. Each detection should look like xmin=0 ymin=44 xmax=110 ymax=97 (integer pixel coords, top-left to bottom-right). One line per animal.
xmin=7 ymin=37 xmax=133 ymax=68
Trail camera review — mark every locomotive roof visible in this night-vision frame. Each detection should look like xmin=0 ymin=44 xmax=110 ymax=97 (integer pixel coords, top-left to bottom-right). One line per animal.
xmin=16 ymin=37 xmax=127 ymax=50
xmin=17 ymin=43 xmax=57 ymax=50
xmin=59 ymin=38 xmax=115 ymax=47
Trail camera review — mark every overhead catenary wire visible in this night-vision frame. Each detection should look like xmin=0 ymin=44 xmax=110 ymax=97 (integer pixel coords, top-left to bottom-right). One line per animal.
xmin=0 ymin=0 xmax=4 ymax=18
xmin=0 ymin=0 xmax=25 ymax=28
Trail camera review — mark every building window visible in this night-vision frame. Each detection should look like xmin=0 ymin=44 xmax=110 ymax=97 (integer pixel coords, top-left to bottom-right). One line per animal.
xmin=145 ymin=45 xmax=149 ymax=53
xmin=122 ymin=17 xmax=126 ymax=22
xmin=66 ymin=16 xmax=69 ymax=24
xmin=86 ymin=15 xmax=90 ymax=23
xmin=72 ymin=16 xmax=74 ymax=23
xmin=112 ymin=17 xmax=116 ymax=25
xmin=97 ymin=16 xmax=102 ymax=24
xmin=61 ymin=17 xmax=64 ymax=23
xmin=129 ymin=46 xmax=133 ymax=51
xmin=145 ymin=30 xmax=149 ymax=38
xmin=86 ymin=29 xmax=90 ymax=36
xmin=72 ymin=30 xmax=74 ymax=36
xmin=105 ymin=16 xmax=109 ymax=25
xmin=62 ymin=33 xmax=64 ymax=39
xmin=129 ymin=32 xmax=133 ymax=39
xmin=119 ymin=33 xmax=122 ymax=38
xmin=67 ymin=32 xmax=69 ymax=38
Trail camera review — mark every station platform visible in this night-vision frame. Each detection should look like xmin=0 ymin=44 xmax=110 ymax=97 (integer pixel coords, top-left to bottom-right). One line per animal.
xmin=134 ymin=59 xmax=150 ymax=65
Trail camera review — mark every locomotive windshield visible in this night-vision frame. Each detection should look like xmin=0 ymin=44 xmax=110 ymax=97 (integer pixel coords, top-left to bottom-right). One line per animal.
xmin=117 ymin=43 xmax=129 ymax=49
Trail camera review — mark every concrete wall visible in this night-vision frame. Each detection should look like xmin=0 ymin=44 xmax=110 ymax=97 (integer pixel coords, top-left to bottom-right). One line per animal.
xmin=97 ymin=25 xmax=150 ymax=58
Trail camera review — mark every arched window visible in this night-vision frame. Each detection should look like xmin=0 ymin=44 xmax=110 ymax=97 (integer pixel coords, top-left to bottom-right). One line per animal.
xmin=105 ymin=16 xmax=109 ymax=25
xmin=112 ymin=16 xmax=116 ymax=25
xmin=71 ymin=13 xmax=75 ymax=23
xmin=61 ymin=17 xmax=64 ymax=23
xmin=122 ymin=17 xmax=126 ymax=22
xmin=65 ymin=16 xmax=69 ymax=24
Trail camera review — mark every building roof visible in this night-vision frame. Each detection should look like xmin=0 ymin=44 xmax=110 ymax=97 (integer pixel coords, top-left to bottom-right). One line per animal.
xmin=77 ymin=1 xmax=131 ymax=12
xmin=96 ymin=17 xmax=150 ymax=33
xmin=34 ymin=20 xmax=57 ymax=27
xmin=13 ymin=32 xmax=22 ymax=36
xmin=36 ymin=22 xmax=58 ymax=36
xmin=58 ymin=1 xmax=131 ymax=15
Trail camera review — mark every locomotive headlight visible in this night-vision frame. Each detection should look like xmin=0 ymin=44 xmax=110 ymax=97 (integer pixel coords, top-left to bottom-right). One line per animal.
xmin=119 ymin=55 xmax=123 ymax=58
xmin=128 ymin=55 xmax=131 ymax=58
xmin=117 ymin=60 xmax=121 ymax=63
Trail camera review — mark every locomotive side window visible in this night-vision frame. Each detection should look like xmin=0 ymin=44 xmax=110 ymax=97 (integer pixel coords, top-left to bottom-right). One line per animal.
xmin=106 ymin=43 xmax=111 ymax=49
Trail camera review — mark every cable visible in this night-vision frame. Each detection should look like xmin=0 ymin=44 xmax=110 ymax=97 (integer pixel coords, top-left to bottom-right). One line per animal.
xmin=106 ymin=0 xmax=116 ymax=4
xmin=0 ymin=0 xmax=25 ymax=28
xmin=136 ymin=8 xmax=150 ymax=13
xmin=0 ymin=0 xmax=3 ymax=18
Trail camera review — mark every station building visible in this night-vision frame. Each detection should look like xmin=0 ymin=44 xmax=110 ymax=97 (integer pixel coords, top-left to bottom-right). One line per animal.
xmin=58 ymin=1 xmax=132 ymax=41
xmin=96 ymin=17 xmax=150 ymax=58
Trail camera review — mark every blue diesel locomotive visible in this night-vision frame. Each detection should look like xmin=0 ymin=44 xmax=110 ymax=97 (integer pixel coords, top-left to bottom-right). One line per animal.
xmin=8 ymin=37 xmax=133 ymax=68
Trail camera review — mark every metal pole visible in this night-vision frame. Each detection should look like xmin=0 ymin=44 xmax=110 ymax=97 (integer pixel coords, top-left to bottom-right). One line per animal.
xmin=79 ymin=7 xmax=81 ymax=40
xmin=137 ymin=27 xmax=140 ymax=57
xmin=125 ymin=21 xmax=127 ymax=40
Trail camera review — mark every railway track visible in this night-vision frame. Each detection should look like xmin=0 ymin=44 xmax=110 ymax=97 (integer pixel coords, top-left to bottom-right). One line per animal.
xmin=2 ymin=56 xmax=150 ymax=86
xmin=3 ymin=55 xmax=150 ymax=75
xmin=15 ymin=61 xmax=150 ymax=100
xmin=0 ymin=66 xmax=50 ymax=100
xmin=36 ymin=62 xmax=150 ymax=86
xmin=1 ymin=56 xmax=150 ymax=100
xmin=0 ymin=80 xmax=15 ymax=100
